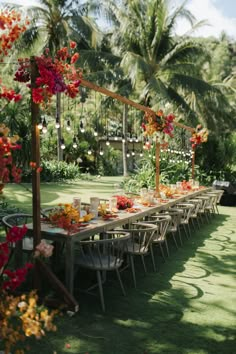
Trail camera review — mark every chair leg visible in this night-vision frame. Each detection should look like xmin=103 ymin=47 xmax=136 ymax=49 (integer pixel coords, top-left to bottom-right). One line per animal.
xmin=129 ymin=254 xmax=137 ymax=288
xmin=141 ymin=255 xmax=147 ymax=273
xmin=115 ymin=268 xmax=126 ymax=296
xmin=150 ymin=244 xmax=157 ymax=272
xmin=159 ymin=243 xmax=166 ymax=261
xmin=96 ymin=270 xmax=105 ymax=312
xmin=172 ymin=232 xmax=179 ymax=249
xmin=187 ymin=223 xmax=192 ymax=238
xmin=183 ymin=224 xmax=189 ymax=238
xmin=196 ymin=217 xmax=201 ymax=230
xmin=178 ymin=228 xmax=183 ymax=246
xmin=165 ymin=239 xmax=170 ymax=257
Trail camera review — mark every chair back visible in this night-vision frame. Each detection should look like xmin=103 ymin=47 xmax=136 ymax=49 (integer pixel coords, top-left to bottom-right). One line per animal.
xmin=2 ymin=213 xmax=33 ymax=250
xmin=162 ymin=208 xmax=183 ymax=231
xmin=76 ymin=231 xmax=130 ymax=271
xmin=145 ymin=215 xmax=171 ymax=243
xmin=121 ymin=222 xmax=157 ymax=255
xmin=175 ymin=203 xmax=194 ymax=223
xmin=188 ymin=199 xmax=202 ymax=216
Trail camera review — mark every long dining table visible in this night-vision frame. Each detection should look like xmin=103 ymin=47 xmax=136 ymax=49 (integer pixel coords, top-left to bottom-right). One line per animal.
xmin=31 ymin=187 xmax=212 ymax=296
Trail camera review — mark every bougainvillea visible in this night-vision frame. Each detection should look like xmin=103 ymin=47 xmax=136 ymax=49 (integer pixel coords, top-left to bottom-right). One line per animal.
xmin=190 ymin=124 xmax=209 ymax=148
xmin=14 ymin=41 xmax=82 ymax=108
xmin=142 ymin=109 xmax=175 ymax=139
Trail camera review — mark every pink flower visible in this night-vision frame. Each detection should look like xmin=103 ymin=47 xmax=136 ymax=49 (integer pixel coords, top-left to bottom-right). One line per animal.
xmin=34 ymin=240 xmax=54 ymax=258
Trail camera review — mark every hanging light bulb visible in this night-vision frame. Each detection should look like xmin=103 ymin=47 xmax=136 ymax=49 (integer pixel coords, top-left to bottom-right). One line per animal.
xmin=60 ymin=138 xmax=65 ymax=150
xmin=106 ymin=137 xmax=110 ymax=146
xmin=55 ymin=117 xmax=60 ymax=129
xmin=148 ymin=153 xmax=152 ymax=158
xmin=126 ymin=150 xmax=130 ymax=158
xmin=72 ymin=136 xmax=77 ymax=149
xmin=139 ymin=151 xmax=143 ymax=157
xmin=129 ymin=137 xmax=133 ymax=143
xmin=88 ymin=146 xmax=92 ymax=155
xmin=135 ymin=135 xmax=139 ymax=143
xmin=114 ymin=136 xmax=118 ymax=141
xmin=66 ymin=119 xmax=71 ymax=131
xmin=94 ymin=128 xmax=98 ymax=137
xmin=42 ymin=117 xmax=47 ymax=134
xmin=80 ymin=121 xmax=85 ymax=133
xmin=38 ymin=118 xmax=43 ymax=130
xmin=132 ymin=150 xmax=135 ymax=156
xmin=99 ymin=147 xmax=104 ymax=156
xmin=122 ymin=134 xmax=126 ymax=143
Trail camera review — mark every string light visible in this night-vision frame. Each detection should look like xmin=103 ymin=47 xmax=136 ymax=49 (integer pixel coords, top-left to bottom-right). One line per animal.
xmin=60 ymin=138 xmax=65 ymax=150
xmin=126 ymin=150 xmax=130 ymax=158
xmin=99 ymin=147 xmax=104 ymax=156
xmin=42 ymin=117 xmax=47 ymax=134
xmin=80 ymin=120 xmax=85 ymax=133
xmin=66 ymin=119 xmax=71 ymax=131
xmin=72 ymin=136 xmax=77 ymax=148
xmin=55 ymin=116 xmax=60 ymax=129
xmin=38 ymin=118 xmax=43 ymax=130
xmin=94 ymin=128 xmax=98 ymax=137
xmin=132 ymin=149 xmax=135 ymax=156
xmin=139 ymin=151 xmax=143 ymax=157
xmin=135 ymin=135 xmax=139 ymax=143
xmin=122 ymin=134 xmax=126 ymax=143
xmin=106 ymin=137 xmax=110 ymax=146
xmin=88 ymin=146 xmax=92 ymax=155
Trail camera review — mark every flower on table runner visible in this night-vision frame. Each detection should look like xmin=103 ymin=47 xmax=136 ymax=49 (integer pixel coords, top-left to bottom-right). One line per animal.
xmin=48 ymin=203 xmax=82 ymax=233
xmin=113 ymin=195 xmax=134 ymax=210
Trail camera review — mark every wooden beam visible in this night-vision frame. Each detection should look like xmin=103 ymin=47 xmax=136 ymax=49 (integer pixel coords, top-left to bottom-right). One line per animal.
xmin=80 ymin=79 xmax=195 ymax=133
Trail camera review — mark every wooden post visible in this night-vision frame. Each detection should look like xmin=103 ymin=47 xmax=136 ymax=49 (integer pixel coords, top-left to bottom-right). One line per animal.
xmin=123 ymin=104 xmax=128 ymax=177
xmin=31 ymin=57 xmax=41 ymax=248
xmin=30 ymin=57 xmax=41 ymax=290
xmin=155 ymin=139 xmax=161 ymax=197
xmin=192 ymin=147 xmax=195 ymax=179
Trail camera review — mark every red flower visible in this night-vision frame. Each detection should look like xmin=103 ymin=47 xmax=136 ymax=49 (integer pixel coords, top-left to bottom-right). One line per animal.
xmin=0 ymin=241 xmax=9 ymax=269
xmin=6 ymin=224 xmax=28 ymax=243
xmin=70 ymin=41 xmax=77 ymax=49
xmin=71 ymin=52 xmax=79 ymax=64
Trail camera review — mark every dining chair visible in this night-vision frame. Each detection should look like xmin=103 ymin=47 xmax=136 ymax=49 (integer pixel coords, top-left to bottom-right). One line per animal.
xmin=74 ymin=230 xmax=130 ymax=312
xmin=188 ymin=198 xmax=202 ymax=230
xmin=145 ymin=214 xmax=171 ymax=259
xmin=120 ymin=222 xmax=158 ymax=288
xmin=174 ymin=203 xmax=195 ymax=238
xmin=2 ymin=213 xmax=34 ymax=267
xmin=160 ymin=208 xmax=184 ymax=248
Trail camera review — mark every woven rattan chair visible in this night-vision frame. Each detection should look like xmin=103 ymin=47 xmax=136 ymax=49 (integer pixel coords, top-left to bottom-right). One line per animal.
xmin=75 ymin=230 xmax=130 ymax=312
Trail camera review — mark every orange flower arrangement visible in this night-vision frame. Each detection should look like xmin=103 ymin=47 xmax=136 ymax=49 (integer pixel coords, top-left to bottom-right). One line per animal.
xmin=142 ymin=110 xmax=175 ymax=138
xmin=48 ymin=203 xmax=82 ymax=234
xmin=190 ymin=124 xmax=209 ymax=148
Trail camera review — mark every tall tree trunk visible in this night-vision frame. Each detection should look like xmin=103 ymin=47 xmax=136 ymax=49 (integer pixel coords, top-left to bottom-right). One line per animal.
xmin=122 ymin=104 xmax=128 ymax=177
xmin=56 ymin=93 xmax=63 ymax=161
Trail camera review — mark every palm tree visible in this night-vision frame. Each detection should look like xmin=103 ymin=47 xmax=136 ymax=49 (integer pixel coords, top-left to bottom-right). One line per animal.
xmin=94 ymin=0 xmax=226 ymax=129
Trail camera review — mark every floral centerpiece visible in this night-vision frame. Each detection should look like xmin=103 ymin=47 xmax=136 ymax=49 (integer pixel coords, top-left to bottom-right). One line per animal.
xmin=48 ymin=203 xmax=82 ymax=234
xmin=0 ymin=123 xmax=22 ymax=189
xmin=0 ymin=226 xmax=56 ymax=354
xmin=113 ymin=195 xmax=134 ymax=210
xmin=190 ymin=124 xmax=209 ymax=148
xmin=141 ymin=109 xmax=175 ymax=140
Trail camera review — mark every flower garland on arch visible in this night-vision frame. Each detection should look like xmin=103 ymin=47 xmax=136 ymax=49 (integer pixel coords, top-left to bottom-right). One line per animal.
xmin=14 ymin=41 xmax=82 ymax=108
xmin=190 ymin=124 xmax=209 ymax=148
xmin=141 ymin=109 xmax=175 ymax=140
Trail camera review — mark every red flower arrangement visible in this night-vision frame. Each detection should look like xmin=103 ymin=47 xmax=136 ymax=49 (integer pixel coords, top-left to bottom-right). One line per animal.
xmin=113 ymin=195 xmax=134 ymax=210
xmin=142 ymin=110 xmax=175 ymax=138
xmin=14 ymin=42 xmax=82 ymax=107
xmin=190 ymin=124 xmax=209 ymax=148
xmin=0 ymin=123 xmax=22 ymax=185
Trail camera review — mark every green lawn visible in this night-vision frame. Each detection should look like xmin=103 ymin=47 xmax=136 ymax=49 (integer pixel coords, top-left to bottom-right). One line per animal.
xmin=1 ymin=182 xmax=236 ymax=354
